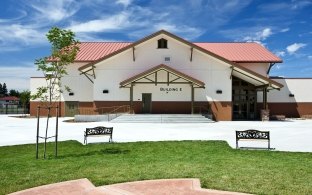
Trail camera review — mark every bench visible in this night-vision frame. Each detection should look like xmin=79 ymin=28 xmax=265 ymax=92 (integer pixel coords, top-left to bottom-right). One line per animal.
xmin=84 ymin=126 xmax=113 ymax=145
xmin=236 ymin=129 xmax=270 ymax=150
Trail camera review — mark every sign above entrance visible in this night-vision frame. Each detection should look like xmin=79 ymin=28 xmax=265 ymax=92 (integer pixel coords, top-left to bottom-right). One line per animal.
xmin=160 ymin=87 xmax=182 ymax=92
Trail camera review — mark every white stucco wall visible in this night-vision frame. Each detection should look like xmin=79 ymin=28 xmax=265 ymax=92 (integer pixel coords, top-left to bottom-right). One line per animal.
xmin=238 ymin=62 xmax=270 ymax=76
xmin=30 ymin=62 xmax=93 ymax=102
xmin=61 ymin=63 xmax=94 ymax=102
xmin=266 ymin=78 xmax=312 ymax=103
xmin=93 ymin=34 xmax=232 ymax=102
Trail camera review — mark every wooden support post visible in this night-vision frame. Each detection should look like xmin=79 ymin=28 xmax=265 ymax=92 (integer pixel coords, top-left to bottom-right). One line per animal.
xmin=263 ymin=87 xmax=268 ymax=110
xmin=191 ymin=85 xmax=194 ymax=114
xmin=132 ymin=47 xmax=135 ymax=61
xmin=130 ymin=84 xmax=134 ymax=113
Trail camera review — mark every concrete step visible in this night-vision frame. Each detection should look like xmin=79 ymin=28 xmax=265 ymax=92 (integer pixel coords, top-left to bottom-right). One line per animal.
xmin=110 ymin=114 xmax=214 ymax=123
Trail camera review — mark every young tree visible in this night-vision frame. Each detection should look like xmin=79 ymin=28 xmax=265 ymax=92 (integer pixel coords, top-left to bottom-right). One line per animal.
xmin=32 ymin=27 xmax=79 ymax=159
xmin=32 ymin=27 xmax=80 ymax=104
xmin=20 ymin=90 xmax=31 ymax=115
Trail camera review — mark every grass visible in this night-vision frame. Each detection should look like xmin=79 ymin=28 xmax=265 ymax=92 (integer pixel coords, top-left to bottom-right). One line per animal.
xmin=0 ymin=140 xmax=311 ymax=195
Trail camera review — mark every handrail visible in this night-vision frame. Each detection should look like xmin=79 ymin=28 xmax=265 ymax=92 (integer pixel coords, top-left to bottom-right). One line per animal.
xmin=108 ymin=105 xmax=130 ymax=114
xmin=78 ymin=105 xmax=131 ymax=115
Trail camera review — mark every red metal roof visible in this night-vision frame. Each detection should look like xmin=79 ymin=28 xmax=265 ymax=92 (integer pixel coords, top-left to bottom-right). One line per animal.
xmin=75 ymin=42 xmax=281 ymax=63
xmin=0 ymin=96 xmax=19 ymax=101
xmin=75 ymin=42 xmax=131 ymax=62
xmin=194 ymin=42 xmax=282 ymax=63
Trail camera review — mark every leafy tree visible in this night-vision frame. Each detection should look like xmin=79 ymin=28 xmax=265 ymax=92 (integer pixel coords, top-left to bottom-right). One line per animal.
xmin=31 ymin=27 xmax=79 ymax=159
xmin=20 ymin=90 xmax=31 ymax=115
xmin=32 ymin=27 xmax=79 ymax=105
xmin=9 ymin=89 xmax=20 ymax=97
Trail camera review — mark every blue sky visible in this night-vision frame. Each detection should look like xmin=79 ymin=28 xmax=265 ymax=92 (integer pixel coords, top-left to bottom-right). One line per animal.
xmin=0 ymin=0 xmax=311 ymax=91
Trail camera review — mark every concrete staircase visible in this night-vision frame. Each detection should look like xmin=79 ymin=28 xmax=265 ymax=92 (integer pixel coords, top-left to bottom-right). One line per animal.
xmin=110 ymin=114 xmax=214 ymax=123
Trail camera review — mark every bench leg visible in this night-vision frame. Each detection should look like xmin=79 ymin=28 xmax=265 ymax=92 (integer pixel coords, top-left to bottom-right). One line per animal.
xmin=268 ymin=140 xmax=270 ymax=150
xmin=236 ymin=139 xmax=238 ymax=149
xmin=109 ymin=135 xmax=113 ymax=143
xmin=84 ymin=136 xmax=87 ymax=145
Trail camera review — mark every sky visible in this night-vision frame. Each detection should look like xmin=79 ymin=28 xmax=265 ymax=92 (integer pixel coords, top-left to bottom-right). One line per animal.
xmin=0 ymin=0 xmax=311 ymax=91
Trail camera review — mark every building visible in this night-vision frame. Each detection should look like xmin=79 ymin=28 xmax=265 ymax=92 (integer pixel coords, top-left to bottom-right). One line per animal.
xmin=0 ymin=96 xmax=20 ymax=108
xmin=30 ymin=30 xmax=312 ymax=120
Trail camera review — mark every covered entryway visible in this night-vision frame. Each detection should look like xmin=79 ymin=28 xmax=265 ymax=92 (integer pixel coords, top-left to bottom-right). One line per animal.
xmin=231 ymin=64 xmax=283 ymax=120
xmin=119 ymin=64 xmax=205 ymax=114
xmin=232 ymin=77 xmax=257 ymax=120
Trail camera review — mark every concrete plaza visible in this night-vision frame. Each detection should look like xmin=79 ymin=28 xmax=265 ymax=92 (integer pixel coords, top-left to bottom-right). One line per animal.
xmin=0 ymin=115 xmax=311 ymax=152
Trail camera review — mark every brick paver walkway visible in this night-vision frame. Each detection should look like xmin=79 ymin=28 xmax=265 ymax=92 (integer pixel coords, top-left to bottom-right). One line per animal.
xmin=10 ymin=178 xmax=250 ymax=195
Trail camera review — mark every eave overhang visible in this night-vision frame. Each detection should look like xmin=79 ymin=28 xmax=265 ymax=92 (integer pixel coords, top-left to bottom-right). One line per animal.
xmin=119 ymin=64 xmax=205 ymax=88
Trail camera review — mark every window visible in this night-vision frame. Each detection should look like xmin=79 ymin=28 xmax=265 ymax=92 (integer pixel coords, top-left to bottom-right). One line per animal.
xmin=157 ymin=38 xmax=168 ymax=49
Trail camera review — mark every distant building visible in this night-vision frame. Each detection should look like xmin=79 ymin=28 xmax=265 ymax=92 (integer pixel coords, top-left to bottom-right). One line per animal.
xmin=30 ymin=30 xmax=312 ymax=120
xmin=0 ymin=96 xmax=20 ymax=108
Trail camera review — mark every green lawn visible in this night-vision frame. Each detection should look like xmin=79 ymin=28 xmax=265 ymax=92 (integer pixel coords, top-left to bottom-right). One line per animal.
xmin=0 ymin=140 xmax=311 ymax=195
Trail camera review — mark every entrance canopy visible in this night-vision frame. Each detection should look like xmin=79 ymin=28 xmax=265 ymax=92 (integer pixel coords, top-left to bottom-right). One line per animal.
xmin=232 ymin=64 xmax=283 ymax=90
xmin=120 ymin=64 xmax=205 ymax=88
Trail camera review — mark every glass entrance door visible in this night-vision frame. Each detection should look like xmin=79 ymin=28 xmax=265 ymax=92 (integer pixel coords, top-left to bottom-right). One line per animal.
xmin=232 ymin=77 xmax=257 ymax=120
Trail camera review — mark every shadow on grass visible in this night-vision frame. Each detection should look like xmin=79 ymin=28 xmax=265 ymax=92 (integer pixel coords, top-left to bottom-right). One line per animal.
xmin=58 ymin=148 xmax=130 ymax=159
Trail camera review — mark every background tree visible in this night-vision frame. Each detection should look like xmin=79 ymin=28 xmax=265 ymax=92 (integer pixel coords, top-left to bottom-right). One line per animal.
xmin=2 ymin=83 xmax=8 ymax=96
xmin=31 ymin=26 xmax=79 ymax=159
xmin=20 ymin=90 xmax=31 ymax=115
xmin=0 ymin=83 xmax=3 ymax=97
xmin=9 ymin=89 xmax=20 ymax=97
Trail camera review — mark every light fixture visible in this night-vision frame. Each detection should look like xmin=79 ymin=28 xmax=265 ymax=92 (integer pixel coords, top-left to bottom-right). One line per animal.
xmin=216 ymin=90 xmax=222 ymax=94
xmin=289 ymin=93 xmax=294 ymax=97
xmin=69 ymin=92 xmax=74 ymax=96
xmin=103 ymin=89 xmax=109 ymax=94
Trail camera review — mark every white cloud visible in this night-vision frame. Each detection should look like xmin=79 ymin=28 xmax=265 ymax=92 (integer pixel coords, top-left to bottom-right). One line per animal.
xmin=286 ymin=43 xmax=306 ymax=54
xmin=0 ymin=66 xmax=42 ymax=91
xmin=280 ymin=28 xmax=290 ymax=32
xmin=0 ymin=24 xmax=46 ymax=51
xmin=116 ymin=0 xmax=132 ymax=7
xmin=153 ymin=23 xmax=204 ymax=40
xmin=30 ymin=0 xmax=79 ymax=22
xmin=291 ymin=0 xmax=312 ymax=10
xmin=68 ymin=12 xmax=130 ymax=33
xmin=308 ymin=55 xmax=312 ymax=60
xmin=243 ymin=28 xmax=273 ymax=42
xmin=275 ymin=51 xmax=286 ymax=57
xmin=0 ymin=10 xmax=27 ymax=23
